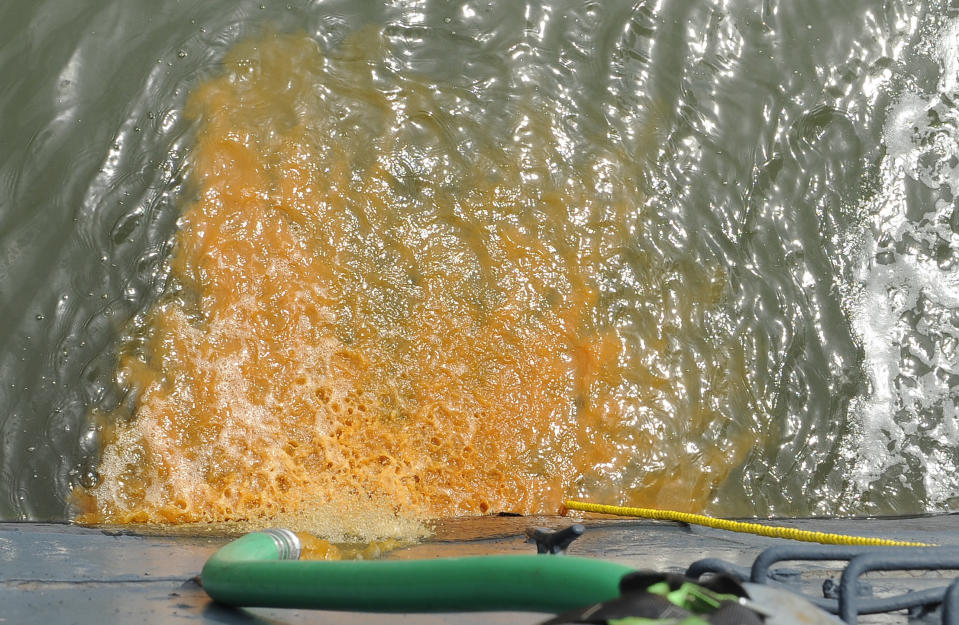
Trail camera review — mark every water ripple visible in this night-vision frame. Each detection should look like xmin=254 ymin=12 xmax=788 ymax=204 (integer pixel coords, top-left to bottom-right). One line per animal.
xmin=0 ymin=0 xmax=955 ymax=520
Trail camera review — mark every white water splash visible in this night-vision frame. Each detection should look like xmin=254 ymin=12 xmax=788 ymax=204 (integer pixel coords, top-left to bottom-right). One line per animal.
xmin=846 ymin=18 xmax=959 ymax=510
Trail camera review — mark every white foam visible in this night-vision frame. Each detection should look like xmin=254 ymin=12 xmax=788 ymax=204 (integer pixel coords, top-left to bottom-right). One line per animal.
xmin=882 ymin=91 xmax=931 ymax=163
xmin=937 ymin=19 xmax=959 ymax=95
xmin=846 ymin=18 xmax=959 ymax=510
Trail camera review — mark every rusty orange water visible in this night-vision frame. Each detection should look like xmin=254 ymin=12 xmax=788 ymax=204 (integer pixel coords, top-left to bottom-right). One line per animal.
xmin=79 ymin=30 xmax=751 ymax=537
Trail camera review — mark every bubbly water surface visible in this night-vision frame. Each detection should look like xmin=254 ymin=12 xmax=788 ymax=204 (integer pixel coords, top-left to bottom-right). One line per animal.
xmin=1 ymin=0 xmax=958 ymax=531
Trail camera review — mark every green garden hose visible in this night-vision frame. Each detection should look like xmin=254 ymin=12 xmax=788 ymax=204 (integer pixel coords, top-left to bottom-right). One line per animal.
xmin=201 ymin=529 xmax=633 ymax=613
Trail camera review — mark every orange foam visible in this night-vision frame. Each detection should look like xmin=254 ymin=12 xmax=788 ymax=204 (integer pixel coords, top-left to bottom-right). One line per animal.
xmin=78 ymin=29 xmax=747 ymax=536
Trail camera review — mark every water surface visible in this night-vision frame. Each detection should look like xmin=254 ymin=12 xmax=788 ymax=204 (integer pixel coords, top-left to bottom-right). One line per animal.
xmin=1 ymin=0 xmax=958 ymax=529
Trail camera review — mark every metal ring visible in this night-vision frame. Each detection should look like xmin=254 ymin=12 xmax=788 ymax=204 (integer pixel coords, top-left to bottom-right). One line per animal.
xmin=261 ymin=528 xmax=302 ymax=561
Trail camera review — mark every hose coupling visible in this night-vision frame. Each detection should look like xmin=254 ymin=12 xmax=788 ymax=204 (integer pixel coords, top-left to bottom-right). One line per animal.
xmin=260 ymin=528 xmax=302 ymax=561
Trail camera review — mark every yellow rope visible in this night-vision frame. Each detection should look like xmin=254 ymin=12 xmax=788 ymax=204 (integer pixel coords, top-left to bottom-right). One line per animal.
xmin=563 ymin=500 xmax=933 ymax=547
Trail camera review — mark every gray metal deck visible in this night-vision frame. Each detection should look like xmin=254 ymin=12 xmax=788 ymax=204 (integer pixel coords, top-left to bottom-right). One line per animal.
xmin=2 ymin=515 xmax=958 ymax=624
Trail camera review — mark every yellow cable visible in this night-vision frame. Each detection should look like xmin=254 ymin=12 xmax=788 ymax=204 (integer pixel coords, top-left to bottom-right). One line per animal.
xmin=563 ymin=500 xmax=933 ymax=547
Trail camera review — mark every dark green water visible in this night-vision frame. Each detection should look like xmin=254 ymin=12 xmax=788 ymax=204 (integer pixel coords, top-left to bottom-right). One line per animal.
xmin=1 ymin=0 xmax=958 ymax=521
